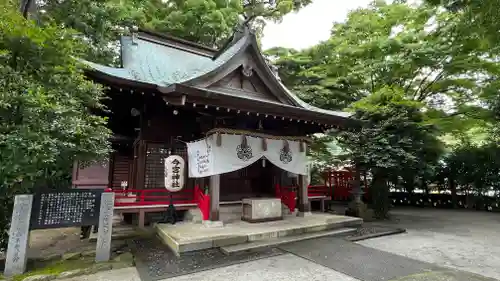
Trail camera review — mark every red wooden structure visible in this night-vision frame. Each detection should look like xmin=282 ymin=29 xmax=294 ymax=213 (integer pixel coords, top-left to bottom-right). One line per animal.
xmin=307 ymin=184 xmax=331 ymax=197
xmin=106 ymin=169 xmax=366 ymax=208
xmin=327 ymin=170 xmax=354 ymax=200
xmin=275 ymin=184 xmax=297 ymax=212
xmin=194 ymin=185 xmax=210 ymax=221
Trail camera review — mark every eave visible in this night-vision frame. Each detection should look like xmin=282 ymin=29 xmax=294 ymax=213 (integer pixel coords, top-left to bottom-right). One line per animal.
xmin=159 ymin=84 xmax=360 ymax=129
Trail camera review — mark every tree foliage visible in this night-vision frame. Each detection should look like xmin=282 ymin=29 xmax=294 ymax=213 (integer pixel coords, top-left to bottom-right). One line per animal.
xmin=39 ymin=0 xmax=313 ymax=65
xmin=424 ymin=0 xmax=500 ymax=47
xmin=337 ymin=87 xmax=443 ymax=217
xmin=268 ymin=1 xmax=500 ymax=134
xmin=0 ymin=1 xmax=110 ymax=249
xmin=265 ymin=1 xmax=500 ymax=217
xmin=444 ymin=143 xmax=500 ymax=197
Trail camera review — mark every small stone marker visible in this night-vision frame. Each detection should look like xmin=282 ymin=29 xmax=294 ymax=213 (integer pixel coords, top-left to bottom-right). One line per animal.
xmin=4 ymin=195 xmax=33 ymax=277
xmin=95 ymin=192 xmax=114 ymax=262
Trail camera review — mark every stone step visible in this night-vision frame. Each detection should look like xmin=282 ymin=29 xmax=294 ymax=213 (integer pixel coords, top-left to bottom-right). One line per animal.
xmin=220 ymin=227 xmax=356 ymax=254
xmin=88 ymin=224 xmax=152 ymax=242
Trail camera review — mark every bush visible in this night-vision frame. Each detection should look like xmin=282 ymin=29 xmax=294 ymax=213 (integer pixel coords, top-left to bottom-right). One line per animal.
xmin=0 ymin=2 xmax=110 ymax=249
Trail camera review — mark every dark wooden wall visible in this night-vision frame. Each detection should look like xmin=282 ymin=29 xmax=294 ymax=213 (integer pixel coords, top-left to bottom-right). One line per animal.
xmin=72 ymin=161 xmax=109 ymax=189
xmin=110 ymin=152 xmax=132 ymax=189
xmin=104 ymin=92 xmax=307 ymax=200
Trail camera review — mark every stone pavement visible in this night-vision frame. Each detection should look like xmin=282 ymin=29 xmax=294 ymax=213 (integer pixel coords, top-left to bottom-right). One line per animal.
xmin=131 ymin=238 xmax=284 ymax=280
xmin=59 ymin=237 xmax=498 ymax=281
xmin=164 ymin=254 xmax=359 ymax=281
xmin=58 ymin=208 xmax=500 ymax=281
xmin=358 ymin=208 xmax=500 ymax=280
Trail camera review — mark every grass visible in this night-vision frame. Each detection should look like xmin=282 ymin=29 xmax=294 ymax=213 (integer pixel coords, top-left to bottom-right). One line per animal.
xmin=1 ymin=256 xmax=96 ymax=281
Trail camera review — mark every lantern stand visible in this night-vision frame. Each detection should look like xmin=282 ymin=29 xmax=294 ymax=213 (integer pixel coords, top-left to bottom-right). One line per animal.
xmin=164 ymin=194 xmax=177 ymax=224
xmin=162 ymin=141 xmax=184 ymax=225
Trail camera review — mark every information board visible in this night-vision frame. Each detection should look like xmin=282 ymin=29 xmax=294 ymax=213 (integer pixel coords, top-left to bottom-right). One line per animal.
xmin=30 ymin=189 xmax=103 ymax=229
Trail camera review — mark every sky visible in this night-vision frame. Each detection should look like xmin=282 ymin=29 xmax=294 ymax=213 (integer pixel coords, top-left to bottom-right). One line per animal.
xmin=261 ymin=0 xmax=374 ymax=50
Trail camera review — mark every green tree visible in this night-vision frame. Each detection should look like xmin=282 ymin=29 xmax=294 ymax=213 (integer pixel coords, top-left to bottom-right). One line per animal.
xmin=38 ymin=0 xmax=313 ymax=65
xmin=444 ymin=142 xmax=500 ymax=208
xmin=337 ymin=87 xmax=444 ymax=218
xmin=424 ymin=0 xmax=500 ymax=47
xmin=268 ymin=1 xmax=500 ymax=135
xmin=0 ymin=1 xmax=110 ymax=248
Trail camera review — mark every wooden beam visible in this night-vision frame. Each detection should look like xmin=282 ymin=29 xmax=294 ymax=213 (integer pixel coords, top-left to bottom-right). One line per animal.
xmin=297 ymin=174 xmax=311 ymax=215
xmin=162 ymin=95 xmax=186 ymax=106
xmin=135 ymin=140 xmax=147 ymax=190
xmin=209 ymin=174 xmax=220 ymax=221
xmin=158 ymin=84 xmax=361 ymax=129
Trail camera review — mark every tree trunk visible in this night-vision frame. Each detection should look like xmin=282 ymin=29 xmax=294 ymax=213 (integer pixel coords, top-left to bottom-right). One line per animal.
xmin=449 ymin=177 xmax=457 ymax=208
xmin=371 ymin=170 xmax=390 ymax=219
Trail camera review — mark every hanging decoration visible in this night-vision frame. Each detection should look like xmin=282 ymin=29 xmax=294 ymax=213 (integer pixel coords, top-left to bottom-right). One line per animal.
xmin=187 ymin=133 xmax=307 ymax=178
xmin=205 ymin=128 xmax=311 ymax=143
xmin=279 ymin=140 xmax=293 ymax=164
xmin=237 ymin=135 xmax=253 ymax=161
xmin=164 ymin=155 xmax=185 ymax=192
xmin=261 ymin=137 xmax=267 ymax=151
xmin=216 ymin=132 xmax=222 ymax=146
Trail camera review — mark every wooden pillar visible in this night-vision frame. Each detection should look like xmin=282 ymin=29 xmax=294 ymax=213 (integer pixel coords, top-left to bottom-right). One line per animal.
xmin=135 ymin=140 xmax=147 ymax=190
xmin=297 ymin=174 xmax=311 ymax=216
xmin=107 ymin=152 xmax=115 ymax=190
xmin=209 ymin=174 xmax=220 ymax=221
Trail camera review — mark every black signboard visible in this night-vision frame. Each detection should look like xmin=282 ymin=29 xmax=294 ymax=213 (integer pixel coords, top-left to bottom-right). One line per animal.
xmin=30 ymin=189 xmax=103 ymax=230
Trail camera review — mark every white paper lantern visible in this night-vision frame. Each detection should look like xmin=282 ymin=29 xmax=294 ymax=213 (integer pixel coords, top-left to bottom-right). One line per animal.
xmin=164 ymin=155 xmax=185 ymax=192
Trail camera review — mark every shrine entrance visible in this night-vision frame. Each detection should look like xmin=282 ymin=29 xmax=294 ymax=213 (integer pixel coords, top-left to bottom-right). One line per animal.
xmin=193 ymin=130 xmax=305 ymax=204
xmin=219 ymin=160 xmax=276 ymax=202
xmin=248 ymin=159 xmax=275 ymax=198
xmin=77 ymin=24 xmax=360 ymax=233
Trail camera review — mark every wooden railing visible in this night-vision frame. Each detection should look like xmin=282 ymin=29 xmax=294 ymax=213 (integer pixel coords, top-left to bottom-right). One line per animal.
xmin=109 ymin=188 xmax=197 ymax=207
xmin=108 ymin=187 xmax=211 ymax=220
xmin=195 ymin=185 xmax=210 ymax=221
xmin=307 ymin=185 xmax=331 ymax=198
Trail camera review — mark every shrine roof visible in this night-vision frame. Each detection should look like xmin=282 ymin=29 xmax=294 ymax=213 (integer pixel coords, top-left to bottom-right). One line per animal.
xmin=84 ymin=26 xmax=353 ymax=123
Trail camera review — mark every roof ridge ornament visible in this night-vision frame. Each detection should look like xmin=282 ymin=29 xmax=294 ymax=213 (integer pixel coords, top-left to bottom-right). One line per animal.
xmin=131 ymin=26 xmax=139 ymax=46
xmin=264 ymin=56 xmax=281 ymax=81
xmin=242 ymin=64 xmax=253 ymax=77
xmin=236 ymin=14 xmax=256 ymax=34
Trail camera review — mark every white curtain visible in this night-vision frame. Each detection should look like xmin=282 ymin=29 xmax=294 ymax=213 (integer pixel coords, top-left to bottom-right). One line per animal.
xmin=187 ymin=134 xmax=307 ymax=178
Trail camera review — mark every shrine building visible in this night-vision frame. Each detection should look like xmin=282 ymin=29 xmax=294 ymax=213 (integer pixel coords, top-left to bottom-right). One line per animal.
xmin=73 ymin=24 xmax=362 ymax=254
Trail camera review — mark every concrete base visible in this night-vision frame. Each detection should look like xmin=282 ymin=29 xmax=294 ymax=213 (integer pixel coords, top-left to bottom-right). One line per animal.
xmin=184 ymin=208 xmax=203 ymax=223
xmin=346 ymin=201 xmax=374 ymax=221
xmin=297 ymin=211 xmax=313 ymax=217
xmin=242 ymin=198 xmax=282 ymax=222
xmin=203 ymin=220 xmax=224 ymax=228
xmin=221 ymin=228 xmax=356 ymax=254
xmin=155 ymin=212 xmax=363 ymax=256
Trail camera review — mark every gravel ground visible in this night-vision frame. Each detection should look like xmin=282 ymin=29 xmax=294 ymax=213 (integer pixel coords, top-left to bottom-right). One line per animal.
xmin=131 ymin=237 xmax=284 ymax=281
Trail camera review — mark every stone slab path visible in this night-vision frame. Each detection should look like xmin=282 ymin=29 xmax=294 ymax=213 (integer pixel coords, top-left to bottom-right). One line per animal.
xmin=280 ymin=237 xmax=438 ymax=281
xmin=358 ymin=208 xmax=500 ymax=280
xmin=164 ymin=254 xmax=359 ymax=281
xmin=59 ymin=208 xmax=500 ymax=281
xmin=279 ymin=237 xmax=496 ymax=281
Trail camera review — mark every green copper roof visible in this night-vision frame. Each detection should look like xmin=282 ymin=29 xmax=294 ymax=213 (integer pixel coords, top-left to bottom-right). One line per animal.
xmin=85 ymin=34 xmax=247 ymax=86
xmin=84 ymin=29 xmax=352 ymax=120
